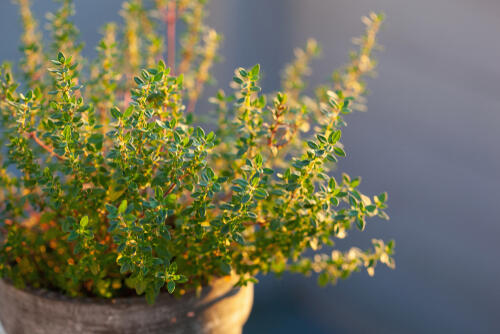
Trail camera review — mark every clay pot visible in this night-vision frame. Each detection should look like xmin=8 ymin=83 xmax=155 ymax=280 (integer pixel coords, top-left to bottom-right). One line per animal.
xmin=0 ymin=276 xmax=253 ymax=334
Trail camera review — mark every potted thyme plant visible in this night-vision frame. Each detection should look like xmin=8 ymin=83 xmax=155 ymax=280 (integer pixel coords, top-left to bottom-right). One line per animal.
xmin=0 ymin=0 xmax=394 ymax=333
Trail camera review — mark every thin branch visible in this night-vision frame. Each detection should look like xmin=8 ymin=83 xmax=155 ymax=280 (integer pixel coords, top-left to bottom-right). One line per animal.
xmin=163 ymin=173 xmax=187 ymax=198
xmin=165 ymin=0 xmax=177 ymax=73
xmin=164 ymin=182 xmax=177 ymax=196
xmin=178 ymin=4 xmax=203 ymax=74
xmin=186 ymin=95 xmax=198 ymax=114
xmin=186 ymin=61 xmax=205 ymax=114
xmin=243 ymin=220 xmax=265 ymax=228
xmin=186 ymin=30 xmax=219 ymax=113
xmin=27 ymin=131 xmax=66 ymax=160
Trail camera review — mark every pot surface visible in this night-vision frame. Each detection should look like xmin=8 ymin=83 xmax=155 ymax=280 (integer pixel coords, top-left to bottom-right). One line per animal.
xmin=0 ymin=276 xmax=253 ymax=334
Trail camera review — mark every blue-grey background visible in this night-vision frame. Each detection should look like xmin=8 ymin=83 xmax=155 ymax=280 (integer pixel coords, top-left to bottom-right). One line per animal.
xmin=1 ymin=1 xmax=500 ymax=333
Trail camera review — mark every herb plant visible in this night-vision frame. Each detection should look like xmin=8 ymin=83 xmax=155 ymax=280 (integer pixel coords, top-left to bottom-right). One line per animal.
xmin=0 ymin=0 xmax=394 ymax=304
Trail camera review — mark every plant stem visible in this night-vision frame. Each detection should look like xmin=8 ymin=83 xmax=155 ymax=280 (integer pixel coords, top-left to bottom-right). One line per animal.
xmin=166 ymin=0 xmax=176 ymax=73
xmin=164 ymin=173 xmax=187 ymax=197
xmin=28 ymin=131 xmax=66 ymax=160
xmin=186 ymin=94 xmax=197 ymax=114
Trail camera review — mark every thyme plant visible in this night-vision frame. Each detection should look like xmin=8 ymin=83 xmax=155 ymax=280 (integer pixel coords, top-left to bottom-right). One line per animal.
xmin=0 ymin=0 xmax=394 ymax=304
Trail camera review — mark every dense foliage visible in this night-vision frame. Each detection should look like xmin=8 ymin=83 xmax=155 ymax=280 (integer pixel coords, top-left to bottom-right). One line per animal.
xmin=0 ymin=0 xmax=394 ymax=303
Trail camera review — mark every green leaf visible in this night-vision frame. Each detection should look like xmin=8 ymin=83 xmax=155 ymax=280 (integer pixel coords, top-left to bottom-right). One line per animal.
xmin=233 ymin=178 xmax=248 ymax=187
xmin=351 ymin=178 xmax=360 ymax=188
xmin=80 ymin=216 xmax=89 ymax=228
xmin=328 ymin=130 xmax=341 ymax=144
xmin=328 ymin=177 xmax=337 ymax=190
xmin=123 ymin=107 xmax=133 ymax=118
xmin=88 ymin=133 xmax=103 ymax=149
xmin=169 ymin=261 xmax=178 ymax=274
xmin=118 ymin=200 xmax=128 ymax=214
xmin=57 ymin=52 xmax=66 ymax=63
xmin=250 ymin=64 xmax=260 ymax=77
xmin=134 ymin=76 xmax=144 ymax=85
xmin=255 ymin=153 xmax=263 ymax=168
xmin=263 ymin=168 xmax=274 ymax=175
xmin=366 ymin=205 xmax=377 ymax=213
xmin=233 ymin=233 xmax=245 ymax=245
xmin=167 ymin=281 xmax=175 ymax=294
xmin=206 ymin=131 xmax=215 ymax=142
xmin=158 ymin=59 xmax=166 ymax=70
xmin=241 ymin=193 xmax=251 ymax=203
xmin=154 ymin=71 xmax=163 ymax=82
xmin=254 ymin=188 xmax=268 ymax=199
xmin=239 ymin=69 xmax=248 ymax=77
xmin=205 ymin=167 xmax=215 ymax=180
xmin=356 ymin=217 xmax=366 ymax=231
xmin=307 ymin=141 xmax=318 ymax=150
xmin=195 ymin=126 xmax=205 ymax=138
xmin=334 ymin=147 xmax=346 ymax=157
xmin=233 ymin=76 xmax=243 ymax=84
xmin=63 ymin=125 xmax=71 ymax=141
xmin=110 ymin=106 xmax=122 ymax=119
xmin=379 ymin=211 xmax=390 ymax=220
xmin=317 ymin=134 xmax=327 ymax=143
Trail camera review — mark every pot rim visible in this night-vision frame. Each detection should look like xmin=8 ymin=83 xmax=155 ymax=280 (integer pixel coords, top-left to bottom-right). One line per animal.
xmin=0 ymin=274 xmax=240 ymax=306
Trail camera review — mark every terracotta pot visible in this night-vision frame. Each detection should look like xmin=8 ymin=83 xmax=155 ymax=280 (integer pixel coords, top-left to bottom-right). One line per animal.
xmin=0 ymin=276 xmax=253 ymax=334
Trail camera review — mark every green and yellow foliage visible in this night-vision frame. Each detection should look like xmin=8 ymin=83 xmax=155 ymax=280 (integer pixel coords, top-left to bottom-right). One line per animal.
xmin=0 ymin=0 xmax=393 ymax=303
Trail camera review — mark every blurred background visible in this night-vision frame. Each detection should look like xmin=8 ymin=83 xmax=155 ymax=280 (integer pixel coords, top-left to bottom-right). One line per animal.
xmin=1 ymin=0 xmax=500 ymax=333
